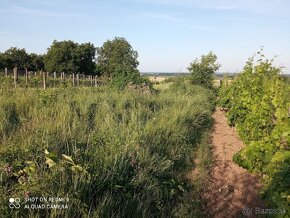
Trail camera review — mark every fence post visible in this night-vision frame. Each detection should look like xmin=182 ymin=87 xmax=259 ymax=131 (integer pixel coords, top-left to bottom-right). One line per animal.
xmin=14 ymin=67 xmax=18 ymax=88
xmin=43 ymin=71 xmax=46 ymax=90
xmin=5 ymin=67 xmax=7 ymax=77
xmin=25 ymin=68 xmax=28 ymax=84
xmin=72 ymin=73 xmax=75 ymax=86
xmin=94 ymin=75 xmax=97 ymax=87
xmin=90 ymin=75 xmax=93 ymax=86
xmin=76 ymin=74 xmax=79 ymax=86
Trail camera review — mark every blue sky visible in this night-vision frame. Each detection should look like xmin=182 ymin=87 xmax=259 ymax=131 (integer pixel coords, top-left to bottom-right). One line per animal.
xmin=0 ymin=0 xmax=290 ymax=73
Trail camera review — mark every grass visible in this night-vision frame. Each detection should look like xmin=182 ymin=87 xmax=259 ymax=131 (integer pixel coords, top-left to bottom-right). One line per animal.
xmin=0 ymin=78 xmax=215 ymax=217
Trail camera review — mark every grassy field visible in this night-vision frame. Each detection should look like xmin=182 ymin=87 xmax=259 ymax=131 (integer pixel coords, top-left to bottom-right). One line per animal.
xmin=0 ymin=77 xmax=215 ymax=217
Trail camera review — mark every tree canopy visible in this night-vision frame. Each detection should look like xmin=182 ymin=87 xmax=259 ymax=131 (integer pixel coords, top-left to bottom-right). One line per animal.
xmin=44 ymin=40 xmax=96 ymax=74
xmin=96 ymin=37 xmax=146 ymax=87
xmin=96 ymin=37 xmax=139 ymax=77
xmin=0 ymin=47 xmax=44 ymax=71
xmin=188 ymin=51 xmax=220 ymax=88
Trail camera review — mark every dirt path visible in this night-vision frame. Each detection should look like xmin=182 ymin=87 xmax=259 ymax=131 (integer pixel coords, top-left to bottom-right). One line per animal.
xmin=203 ymin=108 xmax=265 ymax=217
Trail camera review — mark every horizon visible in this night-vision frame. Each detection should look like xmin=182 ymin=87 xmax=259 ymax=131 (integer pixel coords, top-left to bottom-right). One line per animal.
xmin=0 ymin=0 xmax=289 ymax=73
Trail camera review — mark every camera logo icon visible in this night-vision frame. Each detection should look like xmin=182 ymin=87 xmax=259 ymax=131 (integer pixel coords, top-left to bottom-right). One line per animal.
xmin=9 ymin=198 xmax=21 ymax=209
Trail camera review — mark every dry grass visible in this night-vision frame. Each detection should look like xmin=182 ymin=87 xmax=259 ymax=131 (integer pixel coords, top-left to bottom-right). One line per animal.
xmin=148 ymin=76 xmax=168 ymax=82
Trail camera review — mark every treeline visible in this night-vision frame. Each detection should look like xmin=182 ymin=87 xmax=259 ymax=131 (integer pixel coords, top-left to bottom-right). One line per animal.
xmin=219 ymin=51 xmax=290 ymax=214
xmin=0 ymin=37 xmax=149 ymax=87
xmin=0 ymin=47 xmax=44 ymax=72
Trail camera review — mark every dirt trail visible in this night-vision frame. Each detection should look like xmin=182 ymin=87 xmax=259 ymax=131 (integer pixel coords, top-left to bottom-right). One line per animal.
xmin=204 ymin=108 xmax=264 ymax=217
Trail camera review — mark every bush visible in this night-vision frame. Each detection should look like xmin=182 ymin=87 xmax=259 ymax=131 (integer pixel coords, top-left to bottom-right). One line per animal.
xmin=219 ymin=51 xmax=290 ymax=214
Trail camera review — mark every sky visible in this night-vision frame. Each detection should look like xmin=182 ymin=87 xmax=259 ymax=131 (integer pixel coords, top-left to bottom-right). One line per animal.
xmin=0 ymin=0 xmax=290 ymax=73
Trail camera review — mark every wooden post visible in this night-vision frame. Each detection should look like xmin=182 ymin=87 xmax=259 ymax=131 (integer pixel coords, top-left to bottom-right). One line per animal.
xmin=63 ymin=72 xmax=65 ymax=82
xmin=90 ymin=75 xmax=93 ymax=86
xmin=14 ymin=67 xmax=17 ymax=88
xmin=72 ymin=73 xmax=75 ymax=86
xmin=94 ymin=75 xmax=97 ymax=87
xmin=43 ymin=71 xmax=46 ymax=90
xmin=5 ymin=67 xmax=7 ymax=77
xmin=76 ymin=74 xmax=79 ymax=86
xmin=54 ymin=72 xmax=56 ymax=79
xmin=25 ymin=68 xmax=28 ymax=84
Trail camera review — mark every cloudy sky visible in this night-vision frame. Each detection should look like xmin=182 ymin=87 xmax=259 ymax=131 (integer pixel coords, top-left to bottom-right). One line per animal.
xmin=0 ymin=0 xmax=289 ymax=72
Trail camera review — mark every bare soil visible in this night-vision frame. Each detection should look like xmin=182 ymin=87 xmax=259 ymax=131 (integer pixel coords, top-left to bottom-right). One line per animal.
xmin=203 ymin=108 xmax=265 ymax=217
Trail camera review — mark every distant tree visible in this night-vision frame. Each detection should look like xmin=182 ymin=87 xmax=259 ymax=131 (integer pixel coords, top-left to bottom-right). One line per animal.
xmin=96 ymin=37 xmax=151 ymax=88
xmin=1 ymin=47 xmax=30 ymax=70
xmin=188 ymin=51 xmax=220 ymax=88
xmin=44 ymin=40 xmax=96 ymax=74
xmin=0 ymin=52 xmax=4 ymax=69
xmin=28 ymin=53 xmax=45 ymax=71
xmin=44 ymin=40 xmax=78 ymax=73
xmin=75 ymin=43 xmax=96 ymax=74
xmin=96 ymin=37 xmax=139 ymax=77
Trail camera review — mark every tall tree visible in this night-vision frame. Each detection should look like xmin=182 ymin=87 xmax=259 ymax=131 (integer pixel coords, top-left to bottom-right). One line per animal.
xmin=96 ymin=37 xmax=139 ymax=77
xmin=188 ymin=51 xmax=220 ymax=89
xmin=44 ymin=40 xmax=78 ymax=73
xmin=44 ymin=40 xmax=96 ymax=74
xmin=1 ymin=47 xmax=30 ymax=70
xmin=0 ymin=52 xmax=4 ymax=69
xmin=75 ymin=43 xmax=96 ymax=74
xmin=29 ymin=53 xmax=45 ymax=71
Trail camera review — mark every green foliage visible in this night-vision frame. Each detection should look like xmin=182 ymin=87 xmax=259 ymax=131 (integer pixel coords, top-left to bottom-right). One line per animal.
xmin=29 ymin=53 xmax=45 ymax=71
xmin=188 ymin=51 xmax=220 ymax=89
xmin=219 ymin=51 xmax=290 ymax=214
xmin=0 ymin=83 xmax=214 ymax=217
xmin=112 ymin=65 xmax=151 ymax=89
xmin=0 ymin=47 xmax=45 ymax=71
xmin=44 ymin=40 xmax=96 ymax=74
xmin=96 ymin=37 xmax=148 ymax=88
xmin=96 ymin=37 xmax=139 ymax=77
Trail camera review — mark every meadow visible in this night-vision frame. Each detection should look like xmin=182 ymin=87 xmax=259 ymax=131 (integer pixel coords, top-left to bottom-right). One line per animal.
xmin=0 ymin=75 xmax=215 ymax=217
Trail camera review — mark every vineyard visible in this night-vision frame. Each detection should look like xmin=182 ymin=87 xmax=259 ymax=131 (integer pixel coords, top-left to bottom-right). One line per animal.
xmin=1 ymin=45 xmax=290 ymax=217
xmin=0 ymin=69 xmax=105 ymax=89
xmin=0 ymin=78 xmax=215 ymax=217
xmin=219 ymin=53 xmax=290 ymax=215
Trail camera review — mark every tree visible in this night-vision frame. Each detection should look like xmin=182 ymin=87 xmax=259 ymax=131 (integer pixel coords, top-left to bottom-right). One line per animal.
xmin=75 ymin=43 xmax=96 ymax=74
xmin=0 ymin=52 xmax=4 ymax=69
xmin=0 ymin=47 xmax=30 ymax=70
xmin=44 ymin=40 xmax=78 ymax=73
xmin=96 ymin=37 xmax=139 ymax=77
xmin=28 ymin=53 xmax=45 ymax=71
xmin=44 ymin=40 xmax=96 ymax=74
xmin=188 ymin=51 xmax=220 ymax=88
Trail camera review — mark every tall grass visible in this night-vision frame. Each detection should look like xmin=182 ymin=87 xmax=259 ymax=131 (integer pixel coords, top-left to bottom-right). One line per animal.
xmin=0 ymin=81 xmax=215 ymax=217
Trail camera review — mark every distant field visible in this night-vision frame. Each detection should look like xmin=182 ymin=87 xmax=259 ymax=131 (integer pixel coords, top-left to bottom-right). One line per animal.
xmin=148 ymin=76 xmax=168 ymax=82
